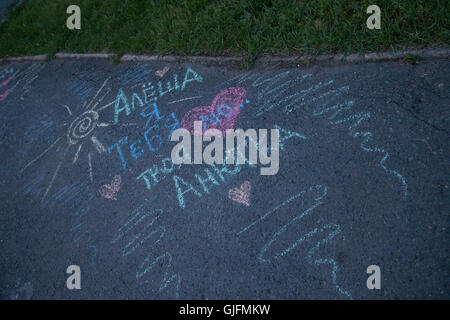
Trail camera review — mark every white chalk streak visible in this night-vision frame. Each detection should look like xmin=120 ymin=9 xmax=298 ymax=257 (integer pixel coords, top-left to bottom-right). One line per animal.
xmin=87 ymin=77 xmax=110 ymax=110
xmin=63 ymin=105 xmax=73 ymax=116
xmin=97 ymin=122 xmax=112 ymax=127
xmin=72 ymin=143 xmax=83 ymax=164
xmin=88 ymin=152 xmax=93 ymax=182
xmin=90 ymin=136 xmax=106 ymax=153
xmin=167 ymin=96 xmax=202 ymax=104
xmin=20 ymin=136 xmax=63 ymax=173
xmin=41 ymin=144 xmax=70 ymax=201
xmin=237 ymin=190 xmax=306 ymax=235
xmin=96 ymin=100 xmax=115 ymax=111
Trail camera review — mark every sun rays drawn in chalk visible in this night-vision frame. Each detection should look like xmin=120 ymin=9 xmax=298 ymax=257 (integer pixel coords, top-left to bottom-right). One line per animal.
xmin=20 ymin=77 xmax=131 ymax=202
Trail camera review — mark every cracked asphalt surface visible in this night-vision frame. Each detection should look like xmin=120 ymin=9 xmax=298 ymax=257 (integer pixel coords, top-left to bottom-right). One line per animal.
xmin=0 ymin=58 xmax=448 ymax=299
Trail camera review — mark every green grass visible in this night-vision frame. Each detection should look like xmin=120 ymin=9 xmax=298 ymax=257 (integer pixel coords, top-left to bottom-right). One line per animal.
xmin=0 ymin=0 xmax=448 ymax=65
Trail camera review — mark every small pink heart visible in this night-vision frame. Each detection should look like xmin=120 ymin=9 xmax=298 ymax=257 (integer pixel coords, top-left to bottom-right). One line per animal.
xmin=228 ymin=181 xmax=251 ymax=206
xmin=1 ymin=76 xmax=12 ymax=87
xmin=99 ymin=175 xmax=121 ymax=200
xmin=181 ymin=87 xmax=246 ymax=135
xmin=155 ymin=66 xmax=170 ymax=78
xmin=0 ymin=90 xmax=9 ymax=102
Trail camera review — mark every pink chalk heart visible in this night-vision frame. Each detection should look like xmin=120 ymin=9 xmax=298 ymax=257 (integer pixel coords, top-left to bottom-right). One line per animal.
xmin=181 ymin=87 xmax=247 ymax=135
xmin=0 ymin=90 xmax=9 ymax=102
xmin=99 ymin=175 xmax=121 ymax=200
xmin=1 ymin=76 xmax=12 ymax=87
xmin=155 ymin=66 xmax=170 ymax=78
xmin=228 ymin=181 xmax=251 ymax=207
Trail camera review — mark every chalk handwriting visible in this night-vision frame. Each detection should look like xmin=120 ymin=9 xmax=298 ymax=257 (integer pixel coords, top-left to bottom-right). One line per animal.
xmin=225 ymin=71 xmax=407 ymax=198
xmin=137 ymin=157 xmax=183 ymax=190
xmin=311 ymin=100 xmax=408 ymax=198
xmin=238 ymin=184 xmax=352 ymax=299
xmin=111 ymin=198 xmax=181 ymax=298
xmin=114 ymin=67 xmax=203 ymax=124
xmin=108 ymin=102 xmax=181 ymax=169
xmin=167 ymin=124 xmax=306 ymax=209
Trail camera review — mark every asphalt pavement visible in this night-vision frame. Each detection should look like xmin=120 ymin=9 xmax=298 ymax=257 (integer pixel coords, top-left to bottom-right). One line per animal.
xmin=0 ymin=57 xmax=448 ymax=299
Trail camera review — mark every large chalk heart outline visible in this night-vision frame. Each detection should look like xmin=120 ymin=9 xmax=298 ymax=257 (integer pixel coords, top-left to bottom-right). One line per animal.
xmin=181 ymin=87 xmax=246 ymax=134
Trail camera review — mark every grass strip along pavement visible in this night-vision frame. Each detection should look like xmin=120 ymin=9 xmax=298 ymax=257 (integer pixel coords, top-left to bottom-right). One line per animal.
xmin=0 ymin=0 xmax=448 ymax=66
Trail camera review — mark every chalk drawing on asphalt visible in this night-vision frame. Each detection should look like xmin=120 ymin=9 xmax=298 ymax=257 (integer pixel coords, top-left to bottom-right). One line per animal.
xmin=155 ymin=66 xmax=170 ymax=78
xmin=228 ymin=180 xmax=251 ymax=206
xmin=99 ymin=174 xmax=121 ymax=200
xmin=111 ymin=197 xmax=181 ymax=298
xmin=20 ymin=77 xmax=119 ymax=201
xmin=237 ymin=184 xmax=353 ymax=299
xmin=0 ymin=64 xmax=45 ymax=101
xmin=167 ymin=96 xmax=202 ymax=105
xmin=225 ymin=71 xmax=407 ymax=199
xmin=181 ymin=87 xmax=247 ymax=134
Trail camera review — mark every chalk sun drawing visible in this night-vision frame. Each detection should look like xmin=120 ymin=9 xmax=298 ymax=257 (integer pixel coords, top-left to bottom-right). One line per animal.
xmin=20 ymin=77 xmax=130 ymax=201
xmin=228 ymin=180 xmax=251 ymax=206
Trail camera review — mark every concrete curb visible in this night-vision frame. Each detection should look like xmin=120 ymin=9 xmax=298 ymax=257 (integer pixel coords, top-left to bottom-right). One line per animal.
xmin=1 ymin=48 xmax=448 ymax=66
xmin=54 ymin=53 xmax=117 ymax=60
xmin=120 ymin=54 xmax=242 ymax=63
xmin=119 ymin=48 xmax=450 ymax=65
xmin=0 ymin=54 xmax=48 ymax=62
